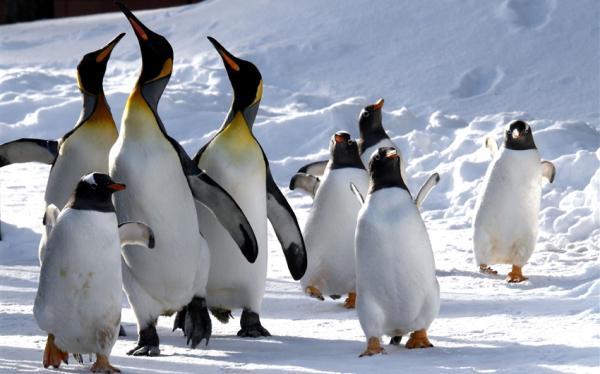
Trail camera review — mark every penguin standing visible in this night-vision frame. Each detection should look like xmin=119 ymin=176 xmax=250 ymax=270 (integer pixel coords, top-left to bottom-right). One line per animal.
xmin=187 ymin=38 xmax=306 ymax=337
xmin=299 ymin=131 xmax=368 ymax=308
xmin=34 ymin=172 xmax=154 ymax=373
xmin=473 ymin=120 xmax=556 ymax=282
xmin=0 ymin=34 xmax=124 ymax=262
xmin=110 ymin=3 xmax=258 ymax=355
xmin=355 ymin=147 xmax=440 ymax=357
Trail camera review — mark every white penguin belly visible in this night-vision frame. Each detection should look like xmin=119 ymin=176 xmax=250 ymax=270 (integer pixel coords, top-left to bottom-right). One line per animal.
xmin=34 ymin=209 xmax=122 ymax=355
xmin=110 ymin=136 xmax=206 ymax=313
xmin=473 ymin=149 xmax=542 ymax=266
xmin=301 ymin=168 xmax=368 ymax=295
xmin=356 ymin=189 xmax=439 ymax=338
xmin=197 ymin=128 xmax=267 ymax=312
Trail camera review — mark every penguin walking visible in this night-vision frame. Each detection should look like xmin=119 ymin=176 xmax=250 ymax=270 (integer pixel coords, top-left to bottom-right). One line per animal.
xmin=110 ymin=3 xmax=258 ymax=355
xmin=473 ymin=120 xmax=556 ymax=282
xmin=0 ymin=34 xmax=124 ymax=262
xmin=299 ymin=131 xmax=368 ymax=308
xmin=34 ymin=172 xmax=154 ymax=373
xmin=184 ymin=38 xmax=306 ymax=337
xmin=355 ymin=147 xmax=440 ymax=357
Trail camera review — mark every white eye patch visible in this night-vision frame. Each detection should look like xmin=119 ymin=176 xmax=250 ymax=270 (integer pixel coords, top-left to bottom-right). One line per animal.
xmin=82 ymin=173 xmax=98 ymax=188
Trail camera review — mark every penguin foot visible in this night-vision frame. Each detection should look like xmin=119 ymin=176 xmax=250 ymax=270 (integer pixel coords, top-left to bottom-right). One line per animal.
xmin=118 ymin=324 xmax=127 ymax=337
xmin=359 ymin=337 xmax=386 ymax=357
xmin=405 ymin=329 xmax=433 ymax=349
xmin=479 ymin=264 xmax=498 ymax=275
xmin=43 ymin=334 xmax=69 ymax=368
xmin=237 ymin=309 xmax=271 ymax=338
xmin=305 ymin=286 xmax=324 ymax=301
xmin=172 ymin=307 xmax=186 ymax=332
xmin=507 ymin=265 xmax=528 ymax=283
xmin=210 ymin=307 xmax=233 ymax=324
xmin=127 ymin=325 xmax=160 ymax=356
xmin=343 ymin=292 xmax=356 ymax=309
xmin=183 ymin=296 xmax=212 ymax=348
xmin=389 ymin=336 xmax=402 ymax=346
xmin=330 ymin=294 xmax=342 ymax=300
xmin=91 ymin=354 xmax=120 ymax=373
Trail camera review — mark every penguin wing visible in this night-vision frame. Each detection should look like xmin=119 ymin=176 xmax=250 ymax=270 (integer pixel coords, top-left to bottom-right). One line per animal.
xmin=414 ymin=172 xmax=440 ymax=208
xmin=296 ymin=160 xmax=328 ymax=177
xmin=42 ymin=204 xmax=61 ymax=229
xmin=0 ymin=138 xmax=58 ymax=167
xmin=485 ymin=136 xmax=499 ymax=158
xmin=186 ymin=171 xmax=259 ymax=263
xmin=266 ymin=169 xmax=307 ymax=280
xmin=118 ymin=222 xmax=155 ymax=249
xmin=349 ymin=182 xmax=365 ymax=205
xmin=289 ymin=173 xmax=320 ymax=197
xmin=541 ymin=161 xmax=556 ymax=183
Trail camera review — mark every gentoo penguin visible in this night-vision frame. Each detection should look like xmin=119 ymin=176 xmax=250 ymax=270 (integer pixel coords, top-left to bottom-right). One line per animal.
xmin=473 ymin=120 xmax=556 ymax=282
xmin=110 ymin=2 xmax=258 ymax=355
xmin=300 ymin=131 xmax=368 ymax=308
xmin=184 ymin=37 xmax=306 ymax=337
xmin=290 ymin=98 xmax=407 ymax=196
xmin=355 ymin=147 xmax=439 ymax=357
xmin=0 ymin=34 xmax=124 ymax=262
xmin=34 ymin=172 xmax=154 ymax=373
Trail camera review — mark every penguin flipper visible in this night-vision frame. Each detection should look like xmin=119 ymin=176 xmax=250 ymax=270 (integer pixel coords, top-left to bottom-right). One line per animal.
xmin=414 ymin=172 xmax=440 ymax=208
xmin=349 ymin=182 xmax=365 ymax=205
xmin=119 ymin=222 xmax=155 ymax=249
xmin=541 ymin=161 xmax=556 ymax=183
xmin=289 ymin=173 xmax=320 ymax=197
xmin=266 ymin=170 xmax=307 ymax=280
xmin=42 ymin=204 xmax=61 ymax=228
xmin=0 ymin=138 xmax=58 ymax=167
xmin=187 ymin=172 xmax=258 ymax=263
xmin=296 ymin=160 xmax=328 ymax=177
xmin=485 ymin=136 xmax=498 ymax=158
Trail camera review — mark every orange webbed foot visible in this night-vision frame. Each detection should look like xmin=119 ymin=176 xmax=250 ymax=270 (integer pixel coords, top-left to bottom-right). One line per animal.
xmin=343 ymin=292 xmax=356 ymax=309
xmin=507 ymin=265 xmax=528 ymax=283
xmin=43 ymin=334 xmax=69 ymax=368
xmin=359 ymin=337 xmax=386 ymax=357
xmin=405 ymin=329 xmax=434 ymax=349
xmin=479 ymin=264 xmax=498 ymax=275
xmin=91 ymin=354 xmax=120 ymax=373
xmin=305 ymin=286 xmax=324 ymax=301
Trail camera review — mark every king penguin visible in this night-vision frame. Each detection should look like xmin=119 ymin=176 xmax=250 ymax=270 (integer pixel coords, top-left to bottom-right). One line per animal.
xmin=355 ymin=147 xmax=440 ymax=357
xmin=0 ymin=34 xmax=124 ymax=262
xmin=473 ymin=120 xmax=556 ymax=282
xmin=185 ymin=37 xmax=307 ymax=338
xmin=34 ymin=172 xmax=154 ymax=373
xmin=110 ymin=2 xmax=258 ymax=355
xmin=299 ymin=131 xmax=368 ymax=308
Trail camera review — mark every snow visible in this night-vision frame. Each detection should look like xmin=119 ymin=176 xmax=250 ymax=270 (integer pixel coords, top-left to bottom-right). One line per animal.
xmin=0 ymin=0 xmax=599 ymax=372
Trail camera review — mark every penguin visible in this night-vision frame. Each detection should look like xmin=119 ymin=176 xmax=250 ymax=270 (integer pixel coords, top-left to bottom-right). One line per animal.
xmin=185 ymin=37 xmax=306 ymax=337
xmin=110 ymin=2 xmax=258 ymax=355
xmin=355 ymin=147 xmax=440 ymax=357
xmin=34 ymin=172 xmax=154 ymax=373
xmin=0 ymin=34 xmax=124 ymax=262
xmin=473 ymin=120 xmax=556 ymax=282
xmin=290 ymin=98 xmax=407 ymax=196
xmin=300 ymin=131 xmax=368 ymax=308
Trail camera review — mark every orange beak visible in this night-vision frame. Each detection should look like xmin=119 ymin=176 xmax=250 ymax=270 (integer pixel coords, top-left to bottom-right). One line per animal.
xmin=108 ymin=183 xmax=126 ymax=191
xmin=385 ymin=149 xmax=399 ymax=159
xmin=372 ymin=98 xmax=384 ymax=110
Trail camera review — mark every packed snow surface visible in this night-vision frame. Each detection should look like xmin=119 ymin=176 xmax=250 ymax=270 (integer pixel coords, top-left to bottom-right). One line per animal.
xmin=0 ymin=0 xmax=598 ymax=372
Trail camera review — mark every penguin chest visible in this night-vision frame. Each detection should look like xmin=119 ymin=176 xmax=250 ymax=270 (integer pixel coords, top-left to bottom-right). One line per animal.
xmin=356 ymin=189 xmax=439 ymax=333
xmin=301 ymin=168 xmax=368 ymax=294
xmin=34 ymin=209 xmax=122 ymax=354
xmin=474 ymin=149 xmax=542 ymax=263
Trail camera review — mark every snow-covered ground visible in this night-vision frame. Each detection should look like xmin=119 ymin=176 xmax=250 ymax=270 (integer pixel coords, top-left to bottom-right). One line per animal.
xmin=0 ymin=0 xmax=598 ymax=372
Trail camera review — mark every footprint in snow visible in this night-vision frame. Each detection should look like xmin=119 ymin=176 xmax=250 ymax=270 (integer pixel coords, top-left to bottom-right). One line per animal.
xmin=450 ymin=66 xmax=503 ymax=99
xmin=500 ymin=0 xmax=557 ymax=30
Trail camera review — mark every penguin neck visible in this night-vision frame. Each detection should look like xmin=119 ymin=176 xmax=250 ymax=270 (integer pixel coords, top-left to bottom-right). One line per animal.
xmin=221 ymin=98 xmax=260 ymax=132
xmin=76 ymin=90 xmax=99 ymax=126
xmin=368 ymin=164 xmax=409 ymax=195
xmin=65 ymin=192 xmax=116 ymax=213
xmin=358 ymin=124 xmax=388 ymax=154
xmin=122 ymin=80 xmax=168 ymax=138
xmin=330 ymin=148 xmax=365 ymax=170
xmin=504 ymin=136 xmax=536 ymax=151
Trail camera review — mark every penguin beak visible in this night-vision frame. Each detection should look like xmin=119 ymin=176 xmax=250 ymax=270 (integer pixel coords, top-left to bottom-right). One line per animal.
xmin=511 ymin=128 xmax=521 ymax=139
xmin=95 ymin=32 xmax=125 ymax=63
xmin=372 ymin=98 xmax=385 ymax=110
xmin=208 ymin=36 xmax=241 ymax=73
xmin=334 ymin=134 xmax=346 ymax=143
xmin=385 ymin=149 xmax=399 ymax=159
xmin=116 ymin=1 xmax=150 ymax=42
xmin=108 ymin=183 xmax=127 ymax=191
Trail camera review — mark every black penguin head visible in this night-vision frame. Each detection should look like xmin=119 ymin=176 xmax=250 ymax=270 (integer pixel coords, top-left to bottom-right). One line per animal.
xmin=358 ymin=98 xmax=385 ymax=135
xmin=116 ymin=1 xmax=173 ymax=86
xmin=329 ymin=131 xmax=364 ymax=170
xmin=69 ymin=173 xmax=126 ymax=212
xmin=368 ymin=147 xmax=408 ymax=194
xmin=76 ymin=33 xmax=125 ymax=95
xmin=504 ymin=120 xmax=536 ymax=150
xmin=208 ymin=37 xmax=263 ymax=115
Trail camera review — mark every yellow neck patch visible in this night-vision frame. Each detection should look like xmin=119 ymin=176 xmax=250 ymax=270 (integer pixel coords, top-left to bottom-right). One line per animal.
xmin=148 ymin=58 xmax=173 ymax=83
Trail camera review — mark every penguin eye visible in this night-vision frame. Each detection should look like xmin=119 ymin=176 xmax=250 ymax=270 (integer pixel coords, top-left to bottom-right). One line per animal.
xmin=347 ymin=140 xmax=354 ymax=145
xmin=374 ymin=154 xmax=381 ymax=161
xmin=363 ymin=111 xmax=370 ymax=118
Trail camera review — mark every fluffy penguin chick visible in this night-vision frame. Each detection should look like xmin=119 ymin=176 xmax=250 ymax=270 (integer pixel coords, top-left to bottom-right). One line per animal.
xmin=473 ymin=120 xmax=556 ymax=282
xmin=300 ymin=131 xmax=368 ymax=308
xmin=355 ymin=147 xmax=439 ymax=357
xmin=34 ymin=173 xmax=154 ymax=373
